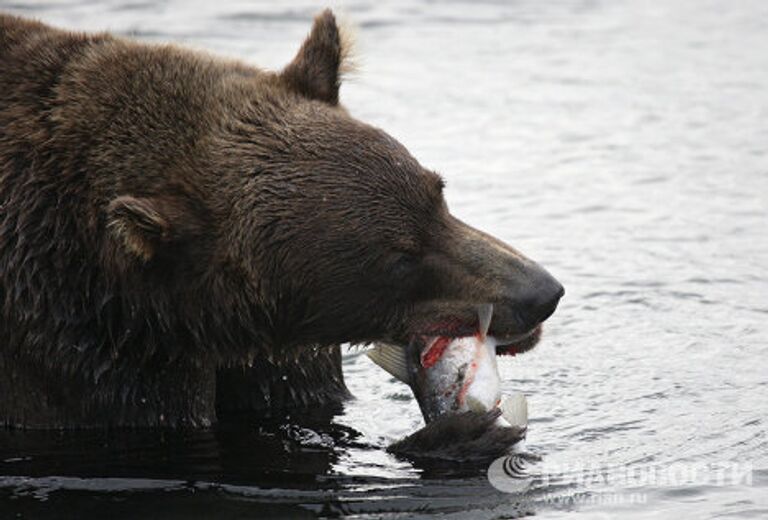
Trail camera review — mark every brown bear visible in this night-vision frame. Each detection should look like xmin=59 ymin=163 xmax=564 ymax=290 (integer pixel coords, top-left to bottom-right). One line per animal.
xmin=0 ymin=10 xmax=562 ymax=442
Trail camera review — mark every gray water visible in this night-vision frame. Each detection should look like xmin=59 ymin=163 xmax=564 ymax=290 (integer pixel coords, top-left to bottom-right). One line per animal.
xmin=1 ymin=0 xmax=767 ymax=518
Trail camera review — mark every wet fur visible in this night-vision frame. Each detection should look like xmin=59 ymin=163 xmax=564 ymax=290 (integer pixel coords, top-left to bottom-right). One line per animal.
xmin=0 ymin=11 xmax=559 ymax=461
xmin=0 ymin=11 xmax=363 ymax=427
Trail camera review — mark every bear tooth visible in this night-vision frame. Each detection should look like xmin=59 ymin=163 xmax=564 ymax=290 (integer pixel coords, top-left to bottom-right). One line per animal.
xmin=477 ymin=303 xmax=493 ymax=340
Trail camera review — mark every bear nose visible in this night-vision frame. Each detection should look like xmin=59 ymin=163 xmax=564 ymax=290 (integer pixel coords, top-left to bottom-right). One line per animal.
xmin=515 ymin=273 xmax=564 ymax=330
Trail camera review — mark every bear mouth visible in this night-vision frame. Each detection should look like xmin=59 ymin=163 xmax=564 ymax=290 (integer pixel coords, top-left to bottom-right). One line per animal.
xmin=493 ymin=324 xmax=543 ymax=356
xmin=412 ymin=305 xmax=543 ymax=358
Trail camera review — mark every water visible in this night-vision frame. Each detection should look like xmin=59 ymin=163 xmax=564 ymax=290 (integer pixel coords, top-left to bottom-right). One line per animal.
xmin=1 ymin=0 xmax=767 ymax=518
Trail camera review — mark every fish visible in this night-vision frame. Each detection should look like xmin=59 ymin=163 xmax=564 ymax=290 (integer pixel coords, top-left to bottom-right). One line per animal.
xmin=367 ymin=304 xmax=528 ymax=430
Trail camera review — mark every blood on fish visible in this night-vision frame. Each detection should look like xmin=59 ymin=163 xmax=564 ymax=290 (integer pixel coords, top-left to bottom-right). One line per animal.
xmin=420 ymin=336 xmax=451 ymax=368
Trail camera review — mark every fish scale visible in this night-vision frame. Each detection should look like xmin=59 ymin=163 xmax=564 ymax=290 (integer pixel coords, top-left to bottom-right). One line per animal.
xmin=367 ymin=334 xmax=528 ymax=429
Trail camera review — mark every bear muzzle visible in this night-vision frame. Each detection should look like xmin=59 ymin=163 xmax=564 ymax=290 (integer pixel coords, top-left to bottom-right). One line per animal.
xmin=394 ymin=216 xmax=564 ymax=355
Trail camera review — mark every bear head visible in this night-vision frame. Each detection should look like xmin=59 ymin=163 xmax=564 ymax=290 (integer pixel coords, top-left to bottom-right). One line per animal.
xmin=105 ymin=10 xmax=563 ymax=358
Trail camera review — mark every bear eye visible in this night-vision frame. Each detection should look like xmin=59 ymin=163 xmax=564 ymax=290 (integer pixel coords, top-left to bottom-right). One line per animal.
xmin=389 ymin=252 xmax=419 ymax=279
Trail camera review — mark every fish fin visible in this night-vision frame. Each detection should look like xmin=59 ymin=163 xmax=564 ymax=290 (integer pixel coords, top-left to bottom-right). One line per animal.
xmin=366 ymin=343 xmax=410 ymax=383
xmin=500 ymin=393 xmax=528 ymax=428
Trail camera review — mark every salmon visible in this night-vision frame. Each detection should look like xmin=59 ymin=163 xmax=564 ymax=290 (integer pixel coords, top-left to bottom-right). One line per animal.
xmin=367 ymin=305 xmax=528 ymax=429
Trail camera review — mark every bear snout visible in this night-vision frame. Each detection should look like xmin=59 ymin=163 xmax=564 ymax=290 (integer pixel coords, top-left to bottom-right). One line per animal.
xmin=500 ymin=266 xmax=564 ymax=334
xmin=413 ymin=216 xmax=564 ymax=344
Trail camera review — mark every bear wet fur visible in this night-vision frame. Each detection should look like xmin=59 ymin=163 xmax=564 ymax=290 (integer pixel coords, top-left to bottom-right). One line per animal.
xmin=0 ymin=12 xmax=360 ymax=428
xmin=0 ymin=10 xmax=563 ymax=454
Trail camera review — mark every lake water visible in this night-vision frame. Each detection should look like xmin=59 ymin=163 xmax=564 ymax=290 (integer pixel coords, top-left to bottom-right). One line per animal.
xmin=1 ymin=0 xmax=767 ymax=518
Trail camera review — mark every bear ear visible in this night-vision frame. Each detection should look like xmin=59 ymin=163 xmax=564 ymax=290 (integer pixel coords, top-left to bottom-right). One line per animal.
xmin=280 ymin=9 xmax=353 ymax=105
xmin=107 ymin=196 xmax=172 ymax=262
